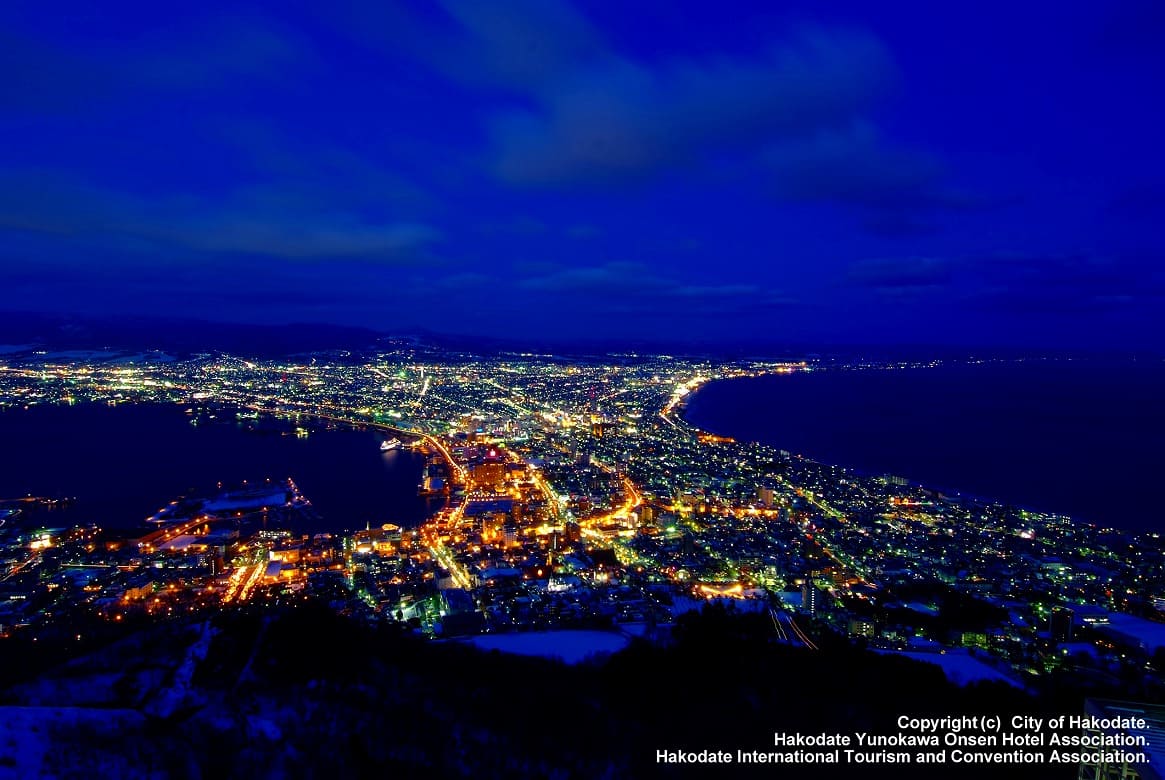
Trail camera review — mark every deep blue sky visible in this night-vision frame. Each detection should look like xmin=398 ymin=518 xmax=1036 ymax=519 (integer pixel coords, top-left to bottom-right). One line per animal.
xmin=3 ymin=1 xmax=1163 ymax=349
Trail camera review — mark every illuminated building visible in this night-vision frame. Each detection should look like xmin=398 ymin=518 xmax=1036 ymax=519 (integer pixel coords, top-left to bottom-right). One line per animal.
xmin=1050 ymin=607 xmax=1074 ymax=644
xmin=849 ymin=619 xmax=875 ymax=638
xmin=482 ymin=514 xmax=505 ymax=542
xmin=802 ymin=581 xmax=823 ymax=615
xmin=471 ymin=462 xmax=506 ymax=491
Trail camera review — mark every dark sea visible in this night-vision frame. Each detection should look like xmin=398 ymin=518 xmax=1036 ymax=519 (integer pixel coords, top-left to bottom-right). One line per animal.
xmin=683 ymin=360 xmax=1165 ymax=530
xmin=0 ymin=403 xmax=436 ymax=533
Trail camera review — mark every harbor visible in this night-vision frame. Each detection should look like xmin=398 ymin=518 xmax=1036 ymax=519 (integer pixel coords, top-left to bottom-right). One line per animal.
xmin=0 ymin=402 xmax=439 ymax=534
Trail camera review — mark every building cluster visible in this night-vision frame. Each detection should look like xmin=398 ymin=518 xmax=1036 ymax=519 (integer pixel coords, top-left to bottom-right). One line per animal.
xmin=3 ymin=348 xmax=1165 ymax=692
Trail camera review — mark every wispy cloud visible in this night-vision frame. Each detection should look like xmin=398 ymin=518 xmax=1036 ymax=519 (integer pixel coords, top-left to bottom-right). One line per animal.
xmin=847 ymin=251 xmax=1164 ymax=311
xmin=0 ymin=172 xmax=442 ymax=262
xmin=487 ymin=26 xmax=896 ymax=185
xmin=0 ymin=15 xmax=310 ymax=114
xmin=846 ymin=256 xmax=955 ymax=297
xmin=517 ymin=261 xmax=794 ymax=312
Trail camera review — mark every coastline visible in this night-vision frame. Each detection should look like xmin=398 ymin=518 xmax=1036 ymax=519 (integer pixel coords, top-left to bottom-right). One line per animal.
xmin=0 ymin=401 xmax=435 ymax=533
xmin=678 ymin=362 xmax=1161 ymax=531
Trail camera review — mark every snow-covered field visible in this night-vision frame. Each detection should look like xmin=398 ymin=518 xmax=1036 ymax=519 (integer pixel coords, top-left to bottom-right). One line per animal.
xmin=1103 ymin=613 xmax=1165 ymax=652
xmin=0 ymin=706 xmax=147 ymax=778
xmin=463 ymin=630 xmax=630 ymax=664
xmin=876 ymin=648 xmax=1022 ymax=688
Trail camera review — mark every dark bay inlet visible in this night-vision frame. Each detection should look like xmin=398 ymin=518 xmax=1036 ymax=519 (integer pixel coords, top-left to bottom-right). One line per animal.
xmin=0 ymin=403 xmax=434 ymax=533
xmin=683 ymin=360 xmax=1165 ymax=530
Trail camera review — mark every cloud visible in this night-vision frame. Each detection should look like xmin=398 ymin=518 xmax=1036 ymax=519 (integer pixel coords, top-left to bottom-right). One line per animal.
xmin=566 ymin=224 xmax=602 ymax=239
xmin=516 ymin=261 xmax=793 ymax=311
xmin=763 ymin=121 xmax=990 ymax=234
xmin=137 ymin=18 xmax=308 ymax=89
xmin=847 ymin=251 xmax=1164 ymax=312
xmin=518 ymin=262 xmax=649 ymax=293
xmin=0 ymin=16 xmax=308 ymax=114
xmin=338 ymin=2 xmax=986 ymax=234
xmin=846 ymin=256 xmax=954 ymax=296
xmin=477 ymin=216 xmax=549 ymax=236
xmin=1092 ymin=0 xmax=1165 ymax=61
xmin=1106 ymin=182 xmax=1165 ymax=222
xmin=861 ymin=213 xmax=940 ymax=238
xmin=766 ymin=123 xmax=943 ymax=207
xmin=190 ymin=218 xmax=441 ymax=259
xmin=434 ymin=0 xmax=605 ymax=91
xmin=968 ymin=251 xmax=1165 ymax=313
xmin=0 ymin=172 xmax=441 ymax=262
xmin=427 ymin=272 xmax=492 ymax=290
xmin=485 ymin=25 xmax=896 ymax=185
xmin=217 ymin=124 xmax=437 ymax=213
xmin=383 ymin=2 xmax=989 ymax=233
xmin=0 ymin=252 xmax=431 ymax=328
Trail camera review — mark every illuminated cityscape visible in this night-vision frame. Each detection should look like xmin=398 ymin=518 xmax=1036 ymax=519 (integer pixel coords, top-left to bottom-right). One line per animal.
xmin=2 ymin=0 xmax=1164 ymax=774
xmin=3 ymin=347 xmax=1165 ymax=696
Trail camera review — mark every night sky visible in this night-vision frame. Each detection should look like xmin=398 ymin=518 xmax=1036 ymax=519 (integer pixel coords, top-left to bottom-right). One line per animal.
xmin=3 ymin=1 xmax=1163 ymax=349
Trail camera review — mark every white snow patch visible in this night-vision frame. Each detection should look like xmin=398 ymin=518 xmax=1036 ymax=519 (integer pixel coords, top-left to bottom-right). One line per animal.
xmin=876 ymin=648 xmax=1022 ymax=688
xmin=463 ymin=630 xmax=629 ymax=664
xmin=0 ymin=706 xmax=145 ymax=778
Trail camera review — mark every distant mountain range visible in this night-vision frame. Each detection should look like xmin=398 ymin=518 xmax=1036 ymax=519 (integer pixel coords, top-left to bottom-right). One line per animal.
xmin=0 ymin=310 xmax=1146 ymax=362
xmin=0 ymin=311 xmax=390 ymax=358
xmin=0 ymin=310 xmax=808 ymax=359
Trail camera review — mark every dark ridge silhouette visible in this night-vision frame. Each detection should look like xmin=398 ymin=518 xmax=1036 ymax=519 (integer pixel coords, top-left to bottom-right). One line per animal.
xmin=0 ymin=602 xmax=1113 ymax=778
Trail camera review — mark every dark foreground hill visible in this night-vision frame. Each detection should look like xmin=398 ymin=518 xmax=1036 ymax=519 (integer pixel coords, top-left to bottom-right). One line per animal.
xmin=0 ymin=604 xmax=1096 ymax=778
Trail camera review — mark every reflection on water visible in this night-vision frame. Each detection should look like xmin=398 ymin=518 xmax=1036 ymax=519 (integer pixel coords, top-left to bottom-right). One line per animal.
xmin=0 ymin=403 xmax=438 ymax=533
xmin=684 ymin=360 xmax=1165 ymax=529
